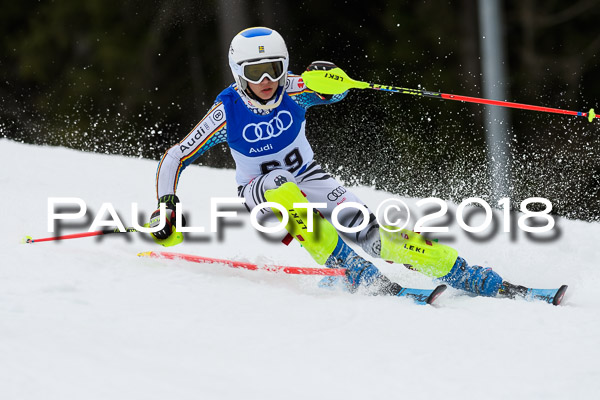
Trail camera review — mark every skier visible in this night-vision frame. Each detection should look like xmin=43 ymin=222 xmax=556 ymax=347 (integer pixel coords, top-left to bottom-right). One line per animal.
xmin=149 ymin=26 xmax=526 ymax=299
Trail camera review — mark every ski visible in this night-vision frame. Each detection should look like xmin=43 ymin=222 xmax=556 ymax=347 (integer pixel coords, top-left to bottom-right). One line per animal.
xmin=140 ymin=251 xmax=447 ymax=305
xmin=525 ymin=285 xmax=568 ymax=305
xmin=500 ymin=281 xmax=568 ymax=306
xmin=319 ymin=276 xmax=446 ymax=305
xmin=398 ymin=284 xmax=447 ymax=305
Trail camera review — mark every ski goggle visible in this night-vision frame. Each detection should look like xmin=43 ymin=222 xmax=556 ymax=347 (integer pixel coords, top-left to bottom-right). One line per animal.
xmin=241 ymin=59 xmax=285 ymax=84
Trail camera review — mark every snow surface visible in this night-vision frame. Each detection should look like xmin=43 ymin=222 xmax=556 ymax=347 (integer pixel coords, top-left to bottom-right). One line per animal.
xmin=1 ymin=139 xmax=599 ymax=400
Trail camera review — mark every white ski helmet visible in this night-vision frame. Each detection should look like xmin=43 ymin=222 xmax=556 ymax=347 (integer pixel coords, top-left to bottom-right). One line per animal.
xmin=228 ymin=27 xmax=289 ymax=109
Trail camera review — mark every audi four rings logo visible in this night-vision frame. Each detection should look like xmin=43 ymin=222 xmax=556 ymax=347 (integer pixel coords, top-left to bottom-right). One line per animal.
xmin=242 ymin=110 xmax=293 ymax=143
xmin=327 ymin=186 xmax=347 ymax=201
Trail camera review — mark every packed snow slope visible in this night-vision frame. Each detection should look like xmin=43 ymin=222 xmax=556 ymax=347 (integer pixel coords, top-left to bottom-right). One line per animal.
xmin=1 ymin=139 xmax=599 ymax=400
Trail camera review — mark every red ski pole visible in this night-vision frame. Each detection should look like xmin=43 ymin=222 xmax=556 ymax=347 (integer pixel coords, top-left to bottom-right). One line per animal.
xmin=138 ymin=251 xmax=347 ymax=276
xmin=22 ymin=227 xmax=139 ymax=243
xmin=302 ymin=68 xmax=599 ymax=122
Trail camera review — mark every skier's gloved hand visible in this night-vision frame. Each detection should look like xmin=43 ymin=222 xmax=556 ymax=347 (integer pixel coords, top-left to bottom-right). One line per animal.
xmin=306 ymin=61 xmax=338 ymax=72
xmin=306 ymin=61 xmax=338 ymax=100
xmin=149 ymin=194 xmax=186 ymax=240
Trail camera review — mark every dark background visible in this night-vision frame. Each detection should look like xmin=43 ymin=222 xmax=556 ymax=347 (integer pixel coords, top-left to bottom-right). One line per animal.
xmin=1 ymin=0 xmax=599 ymax=221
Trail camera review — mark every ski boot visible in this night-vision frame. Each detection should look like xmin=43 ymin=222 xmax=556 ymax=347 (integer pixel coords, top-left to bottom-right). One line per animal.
xmin=379 ymin=227 xmax=503 ymax=297
xmin=439 ymin=256 xmax=503 ymax=296
xmin=265 ymin=181 xmax=398 ymax=295
xmin=497 ymin=281 xmax=529 ymax=299
xmin=325 ymin=237 xmax=401 ymax=295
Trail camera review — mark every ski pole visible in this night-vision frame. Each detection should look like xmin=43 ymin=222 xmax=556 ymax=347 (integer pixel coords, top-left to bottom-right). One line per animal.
xmin=138 ymin=251 xmax=347 ymax=276
xmin=301 ymin=67 xmax=598 ymax=122
xmin=22 ymin=227 xmax=139 ymax=243
xmin=23 ymin=226 xmax=183 ymax=247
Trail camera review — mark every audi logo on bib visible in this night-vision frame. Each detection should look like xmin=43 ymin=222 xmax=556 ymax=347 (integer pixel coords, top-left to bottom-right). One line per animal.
xmin=242 ymin=110 xmax=293 ymax=143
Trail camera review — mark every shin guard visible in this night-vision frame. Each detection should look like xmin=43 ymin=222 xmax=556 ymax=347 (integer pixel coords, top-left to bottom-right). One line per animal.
xmin=264 ymin=182 xmax=339 ymax=265
xmin=380 ymin=228 xmax=458 ymax=278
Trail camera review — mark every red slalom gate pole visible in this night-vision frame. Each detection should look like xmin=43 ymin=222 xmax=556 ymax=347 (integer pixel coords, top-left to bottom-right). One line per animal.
xmin=138 ymin=251 xmax=347 ymax=276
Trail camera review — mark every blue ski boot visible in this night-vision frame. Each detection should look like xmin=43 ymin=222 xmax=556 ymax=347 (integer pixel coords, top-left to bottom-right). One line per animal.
xmin=439 ymin=256 xmax=503 ymax=296
xmin=325 ymin=238 xmax=401 ymax=295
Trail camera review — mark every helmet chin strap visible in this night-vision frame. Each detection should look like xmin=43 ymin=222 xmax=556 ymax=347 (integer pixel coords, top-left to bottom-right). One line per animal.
xmin=244 ymin=85 xmax=284 ymax=110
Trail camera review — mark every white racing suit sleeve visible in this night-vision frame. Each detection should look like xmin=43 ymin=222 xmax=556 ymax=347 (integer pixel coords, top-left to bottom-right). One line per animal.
xmin=286 ymin=73 xmax=348 ymax=109
xmin=155 ymin=102 xmax=228 ymax=199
